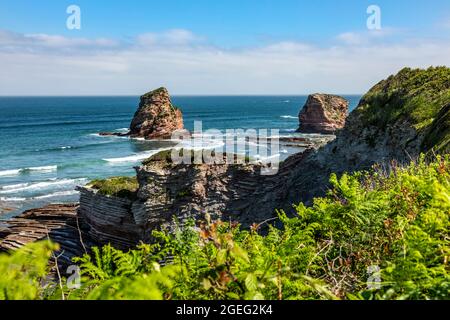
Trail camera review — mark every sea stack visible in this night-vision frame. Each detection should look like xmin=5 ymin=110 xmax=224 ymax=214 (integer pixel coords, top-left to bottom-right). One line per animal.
xmin=129 ymin=87 xmax=183 ymax=139
xmin=297 ymin=94 xmax=349 ymax=134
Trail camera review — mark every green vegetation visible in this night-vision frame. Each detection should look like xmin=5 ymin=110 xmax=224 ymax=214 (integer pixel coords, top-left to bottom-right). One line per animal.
xmin=0 ymin=241 xmax=58 ymax=300
xmin=356 ymin=67 xmax=450 ymax=153
xmin=0 ymin=155 xmax=448 ymax=300
xmin=87 ymin=176 xmax=139 ymax=199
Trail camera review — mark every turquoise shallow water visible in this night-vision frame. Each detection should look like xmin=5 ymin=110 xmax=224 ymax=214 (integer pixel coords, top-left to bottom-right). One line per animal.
xmin=0 ymin=95 xmax=360 ymax=218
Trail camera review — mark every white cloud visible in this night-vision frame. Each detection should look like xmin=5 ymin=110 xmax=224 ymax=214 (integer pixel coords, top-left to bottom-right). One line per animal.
xmin=0 ymin=28 xmax=449 ymax=95
xmin=0 ymin=30 xmax=119 ymax=52
xmin=336 ymin=28 xmax=400 ymax=45
xmin=137 ymin=29 xmax=204 ymax=47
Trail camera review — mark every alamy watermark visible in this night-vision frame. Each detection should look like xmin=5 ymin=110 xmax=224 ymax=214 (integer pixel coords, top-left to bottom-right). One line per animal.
xmin=170 ymin=121 xmax=280 ymax=175
xmin=66 ymin=5 xmax=81 ymax=30
xmin=367 ymin=265 xmax=381 ymax=290
xmin=367 ymin=5 xmax=382 ymax=30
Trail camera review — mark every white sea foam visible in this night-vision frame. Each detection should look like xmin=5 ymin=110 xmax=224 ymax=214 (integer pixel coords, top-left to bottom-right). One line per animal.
xmin=280 ymin=115 xmax=297 ymax=119
xmin=0 ymin=196 xmax=27 ymax=202
xmin=26 ymin=165 xmax=57 ymax=172
xmin=0 ymin=169 xmax=21 ymax=177
xmin=0 ymin=182 xmax=29 ymax=191
xmin=0 ymin=165 xmax=57 ymax=177
xmin=0 ymin=178 xmax=87 ymax=194
xmin=103 ymin=149 xmax=170 ymax=163
xmin=33 ymin=190 xmax=79 ymax=200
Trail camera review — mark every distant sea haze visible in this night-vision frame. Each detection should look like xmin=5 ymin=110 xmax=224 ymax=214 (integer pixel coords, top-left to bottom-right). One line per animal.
xmin=0 ymin=95 xmax=361 ymax=218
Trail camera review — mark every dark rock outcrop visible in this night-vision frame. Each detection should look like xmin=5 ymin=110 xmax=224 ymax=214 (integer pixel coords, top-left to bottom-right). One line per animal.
xmin=0 ymin=204 xmax=94 ymax=266
xmin=77 ymin=187 xmax=143 ymax=250
xmin=297 ymin=94 xmax=349 ymax=134
xmin=129 ymin=87 xmax=183 ymax=139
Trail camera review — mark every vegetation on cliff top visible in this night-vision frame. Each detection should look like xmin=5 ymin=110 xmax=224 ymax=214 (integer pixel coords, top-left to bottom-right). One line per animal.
xmin=87 ymin=177 xmax=138 ymax=199
xmin=356 ymin=66 xmax=450 ymax=153
xmin=1 ymin=155 xmax=448 ymax=300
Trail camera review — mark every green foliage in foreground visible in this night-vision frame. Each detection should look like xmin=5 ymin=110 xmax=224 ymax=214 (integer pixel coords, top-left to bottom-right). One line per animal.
xmin=87 ymin=176 xmax=138 ymax=199
xmin=0 ymin=241 xmax=58 ymax=299
xmin=0 ymin=156 xmax=449 ymax=300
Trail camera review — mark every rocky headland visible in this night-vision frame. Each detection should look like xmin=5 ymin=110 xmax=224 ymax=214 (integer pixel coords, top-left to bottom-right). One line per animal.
xmin=1 ymin=66 xmax=449 ymax=258
xmin=297 ymin=93 xmax=349 ymax=134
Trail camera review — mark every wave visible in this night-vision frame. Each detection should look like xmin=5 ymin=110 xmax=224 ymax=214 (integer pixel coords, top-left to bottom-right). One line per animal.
xmin=0 ymin=178 xmax=87 ymax=194
xmin=0 ymin=196 xmax=26 ymax=202
xmin=0 ymin=182 xmax=29 ymax=191
xmin=89 ymin=133 xmax=130 ymax=140
xmin=0 ymin=118 xmax=130 ymax=130
xmin=0 ymin=190 xmax=79 ymax=202
xmin=0 ymin=165 xmax=57 ymax=177
xmin=0 ymin=169 xmax=21 ymax=177
xmin=280 ymin=115 xmax=297 ymax=119
xmin=26 ymin=165 xmax=57 ymax=172
xmin=33 ymin=140 xmax=125 ymax=154
xmin=33 ymin=190 xmax=79 ymax=200
xmin=103 ymin=148 xmax=172 ymax=163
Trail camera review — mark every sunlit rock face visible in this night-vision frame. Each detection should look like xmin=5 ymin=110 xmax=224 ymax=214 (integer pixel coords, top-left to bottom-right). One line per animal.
xmin=129 ymin=87 xmax=183 ymax=139
xmin=297 ymin=94 xmax=349 ymax=134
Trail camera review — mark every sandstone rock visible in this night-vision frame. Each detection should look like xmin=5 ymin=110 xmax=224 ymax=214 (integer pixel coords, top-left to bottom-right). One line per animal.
xmin=129 ymin=87 xmax=183 ymax=139
xmin=297 ymin=94 xmax=349 ymax=134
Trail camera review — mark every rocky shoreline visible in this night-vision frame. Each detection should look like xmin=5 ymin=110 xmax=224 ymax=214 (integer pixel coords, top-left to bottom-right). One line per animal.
xmin=1 ymin=67 xmax=449 ymax=258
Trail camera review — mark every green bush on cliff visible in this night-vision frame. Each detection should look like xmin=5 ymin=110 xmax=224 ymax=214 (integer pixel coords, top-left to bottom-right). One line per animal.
xmin=356 ymin=66 xmax=450 ymax=153
xmin=1 ymin=156 xmax=448 ymax=300
xmin=87 ymin=176 xmax=139 ymax=199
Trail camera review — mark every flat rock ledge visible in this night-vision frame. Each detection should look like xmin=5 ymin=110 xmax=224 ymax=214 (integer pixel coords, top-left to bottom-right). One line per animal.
xmin=0 ymin=204 xmax=94 ymax=266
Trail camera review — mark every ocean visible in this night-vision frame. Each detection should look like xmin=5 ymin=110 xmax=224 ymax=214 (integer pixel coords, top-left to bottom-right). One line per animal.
xmin=0 ymin=95 xmax=361 ymax=219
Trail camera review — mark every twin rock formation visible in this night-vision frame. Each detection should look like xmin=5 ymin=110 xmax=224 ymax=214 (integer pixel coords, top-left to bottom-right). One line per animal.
xmin=102 ymin=87 xmax=348 ymax=139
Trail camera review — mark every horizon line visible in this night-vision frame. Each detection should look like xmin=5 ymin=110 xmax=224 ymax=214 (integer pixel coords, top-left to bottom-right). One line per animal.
xmin=0 ymin=93 xmax=364 ymax=98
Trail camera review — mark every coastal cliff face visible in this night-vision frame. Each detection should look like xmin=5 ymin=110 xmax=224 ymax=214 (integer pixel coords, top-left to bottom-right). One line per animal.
xmin=75 ymin=67 xmax=450 ymax=249
xmin=260 ymin=67 xmax=450 ymax=212
xmin=76 ymin=150 xmax=317 ymax=246
xmin=129 ymin=87 xmax=183 ymax=139
xmin=297 ymin=94 xmax=349 ymax=134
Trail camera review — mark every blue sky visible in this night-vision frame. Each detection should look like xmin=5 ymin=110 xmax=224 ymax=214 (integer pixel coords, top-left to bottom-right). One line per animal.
xmin=1 ymin=0 xmax=449 ymax=46
xmin=0 ymin=1 xmax=449 ymax=95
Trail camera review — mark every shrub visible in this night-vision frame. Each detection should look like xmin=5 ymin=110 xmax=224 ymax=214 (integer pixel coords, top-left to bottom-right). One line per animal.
xmin=87 ymin=176 xmax=139 ymax=199
xmin=0 ymin=241 xmax=58 ymax=300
